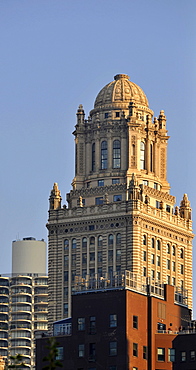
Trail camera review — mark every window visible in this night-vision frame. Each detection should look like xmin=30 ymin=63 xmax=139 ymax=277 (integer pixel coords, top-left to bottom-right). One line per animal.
xmin=64 ymin=287 xmax=68 ymax=299
xmin=72 ymin=254 xmax=76 ymax=267
xmin=151 ymin=254 xmax=155 ymax=264
xmin=113 ymin=194 xmax=122 ymax=202
xmin=64 ymin=303 xmax=68 ymax=315
xmin=116 ymin=111 xmax=120 ymax=117
xmin=72 ymin=270 xmax=76 ymax=282
xmin=143 ymin=267 xmax=146 ymax=277
xmin=98 ymin=179 xmax=104 ymax=187
xmin=82 ymin=237 xmax=87 ymax=248
xmin=89 ymin=225 xmax=95 ymax=231
xmin=140 ymin=142 xmax=145 ymax=169
xmin=172 ymin=245 xmax=175 ymax=256
xmin=133 ymin=343 xmax=138 ymax=357
xmin=181 ymin=264 xmax=184 ymax=274
xmin=157 ymin=256 xmax=160 ymax=267
xmin=172 ymin=277 xmax=176 ymax=286
xmin=180 ymin=248 xmax=184 ymax=258
xmin=56 ymin=347 xmax=63 ymax=360
xmin=82 ymin=269 xmax=87 ymax=279
xmin=157 ymin=271 xmax=160 ymax=281
xmin=89 ymin=252 xmax=95 ymax=262
xmin=181 ymin=351 xmax=186 ymax=362
xmin=166 ymin=204 xmax=171 ymax=212
xmin=105 ymin=113 xmax=109 ymax=118
xmin=157 ymin=348 xmax=165 ymax=361
xmin=64 ymin=255 xmax=69 ymax=268
xmin=109 ymin=341 xmax=117 ymax=356
xmin=78 ymin=317 xmax=85 ymax=331
xmin=101 ymin=141 xmax=107 ymax=169
xmin=98 ymin=251 xmax=102 ymax=262
xmin=108 ymin=234 xmax=113 ymax=246
xmin=151 ymin=270 xmax=155 ymax=279
xmin=143 ymin=251 xmax=147 ymax=261
xmin=172 ymin=261 xmax=175 ymax=272
xmin=190 ymin=350 xmax=195 ymax=361
xmin=167 ymin=275 xmax=170 ymax=285
xmin=89 ymin=343 xmax=96 ymax=360
xmin=98 ymin=235 xmax=103 ymax=247
xmin=133 ymin=368 xmax=138 ymax=370
xmin=64 ymin=271 xmax=68 ymax=282
xmin=87 ymin=181 xmax=90 ymax=188
xmin=98 ymin=267 xmax=102 ymax=276
xmin=72 ymin=238 xmax=76 ymax=249
xmin=151 ymin=238 xmax=155 ymax=248
xmin=108 ymin=250 xmax=113 ymax=262
xmin=143 ymin=235 xmax=147 ymax=245
xmin=154 ymin=182 xmax=158 ymax=190
xmin=82 ymin=253 xmax=87 ymax=264
xmin=64 ymin=239 xmax=69 ymax=250
xmin=156 ymin=200 xmax=160 ymax=209
xmin=133 ymin=316 xmax=138 ymax=329
xmin=113 ymin=140 xmax=121 ymax=168
xmin=108 ymin=266 xmax=113 ymax=276
xmin=109 ymin=314 xmax=117 ymax=328
xmin=95 ymin=197 xmax=103 ymax=205
xmin=150 ymin=143 xmax=153 ymax=172
xmin=92 ymin=143 xmax=95 ymax=171
xmin=116 ymin=249 xmax=121 ymax=263
xmin=90 ymin=268 xmax=95 ymax=277
xmin=116 ymin=233 xmax=121 ymax=245
xmin=167 ymin=244 xmax=170 ymax=254
xmin=168 ymin=348 xmax=175 ymax=362
xmin=78 ymin=344 xmax=85 ymax=358
xmin=143 ymin=346 xmax=148 ymax=359
xmin=143 ymin=180 xmax=148 ymax=186
xmin=89 ymin=316 xmax=96 ymax=334
xmin=157 ymin=240 xmax=161 ymax=250
xmin=112 ymin=178 xmax=120 ymax=184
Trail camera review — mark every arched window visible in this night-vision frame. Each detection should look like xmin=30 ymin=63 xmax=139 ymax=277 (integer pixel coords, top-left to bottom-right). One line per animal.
xmin=180 ymin=248 xmax=184 ymax=258
xmin=98 ymin=236 xmax=103 ymax=247
xmin=101 ymin=141 xmax=107 ymax=169
xmin=151 ymin=238 xmax=155 ymax=248
xmin=72 ymin=238 xmax=76 ymax=249
xmin=167 ymin=244 xmax=170 ymax=254
xmin=64 ymin=239 xmax=69 ymax=250
xmin=157 ymin=240 xmax=161 ymax=250
xmin=116 ymin=233 xmax=121 ymax=245
xmin=140 ymin=142 xmax=145 ymax=170
xmin=92 ymin=143 xmax=95 ymax=171
xmin=90 ymin=236 xmax=95 ymax=245
xmin=82 ymin=237 xmax=87 ymax=248
xmin=108 ymin=234 xmax=113 ymax=246
xmin=143 ymin=235 xmax=147 ymax=245
xmin=172 ymin=246 xmax=176 ymax=256
xmin=113 ymin=140 xmax=121 ymax=169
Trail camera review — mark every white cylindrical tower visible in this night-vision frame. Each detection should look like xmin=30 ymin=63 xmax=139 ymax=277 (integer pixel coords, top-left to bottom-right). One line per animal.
xmin=12 ymin=238 xmax=46 ymax=275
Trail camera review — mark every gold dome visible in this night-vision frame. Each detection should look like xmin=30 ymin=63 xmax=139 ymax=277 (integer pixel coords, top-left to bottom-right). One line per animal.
xmin=94 ymin=74 xmax=149 ymax=108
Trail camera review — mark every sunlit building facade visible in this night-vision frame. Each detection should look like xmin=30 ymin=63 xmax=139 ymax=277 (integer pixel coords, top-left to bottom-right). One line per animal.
xmin=47 ymin=74 xmax=194 ymax=327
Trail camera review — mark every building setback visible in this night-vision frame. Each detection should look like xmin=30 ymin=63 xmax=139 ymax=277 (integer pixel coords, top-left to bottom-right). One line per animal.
xmin=47 ymin=73 xmax=194 ymax=328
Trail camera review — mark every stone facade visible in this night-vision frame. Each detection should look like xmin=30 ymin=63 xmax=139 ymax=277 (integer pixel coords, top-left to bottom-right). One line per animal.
xmin=47 ymin=74 xmax=194 ymax=327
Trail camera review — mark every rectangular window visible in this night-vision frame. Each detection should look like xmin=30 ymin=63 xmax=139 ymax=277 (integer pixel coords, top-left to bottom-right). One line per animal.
xmin=109 ymin=341 xmax=117 ymax=356
xmin=97 ymin=267 xmax=102 ymax=276
xmin=89 ymin=343 xmax=96 ymax=360
xmin=113 ymin=195 xmax=122 ymax=202
xmin=98 ymin=179 xmax=104 ymax=187
xmin=64 ymin=255 xmax=69 ymax=268
xmin=89 ymin=225 xmax=95 ymax=231
xmin=89 ymin=316 xmax=96 ymax=334
xmin=112 ymin=178 xmax=120 ymax=184
xmin=116 ymin=249 xmax=121 ymax=262
xmin=167 ymin=275 xmax=170 ymax=285
xmin=181 ymin=264 xmax=184 ymax=274
xmin=168 ymin=348 xmax=175 ymax=362
xmin=167 ymin=259 xmax=170 ymax=270
xmin=82 ymin=269 xmax=87 ymax=279
xmin=108 ymin=250 xmax=113 ymax=262
xmin=105 ymin=113 xmax=109 ymax=118
xmin=78 ymin=344 xmax=85 ymax=358
xmin=90 ymin=252 xmax=95 ymax=262
xmin=95 ymin=197 xmax=103 ymax=205
xmin=181 ymin=351 xmax=186 ymax=362
xmin=157 ymin=255 xmax=160 ymax=266
xmin=109 ymin=314 xmax=117 ymax=328
xmin=64 ymin=287 xmax=68 ymax=299
xmin=156 ymin=200 xmax=160 ymax=209
xmin=157 ymin=347 xmax=165 ymax=361
xmin=151 ymin=270 xmax=155 ymax=279
xmin=166 ymin=204 xmax=171 ymax=212
xmin=64 ymin=303 xmax=68 ymax=316
xmin=98 ymin=251 xmax=102 ymax=263
xmin=143 ymin=251 xmax=147 ymax=261
xmin=56 ymin=346 xmax=64 ymax=360
xmin=116 ymin=111 xmax=120 ymax=117
xmin=90 ymin=268 xmax=95 ymax=277
xmin=157 ymin=271 xmax=160 ymax=281
xmin=82 ymin=253 xmax=87 ymax=264
xmin=154 ymin=182 xmax=158 ymax=190
xmin=78 ymin=317 xmax=85 ymax=331
xmin=143 ymin=346 xmax=148 ymax=359
xmin=172 ymin=261 xmax=175 ymax=272
xmin=190 ymin=350 xmax=195 ymax=361
xmin=143 ymin=267 xmax=146 ymax=277
xmin=133 ymin=343 xmax=138 ymax=357
xmin=143 ymin=180 xmax=148 ymax=186
xmin=64 ymin=271 xmax=68 ymax=282
xmin=72 ymin=254 xmax=76 ymax=267
xmin=133 ymin=315 xmax=138 ymax=329
xmin=151 ymin=254 xmax=155 ymax=264
xmin=172 ymin=277 xmax=176 ymax=286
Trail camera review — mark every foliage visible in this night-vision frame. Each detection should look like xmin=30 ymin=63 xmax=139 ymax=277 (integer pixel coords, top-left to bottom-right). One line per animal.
xmin=6 ymin=354 xmax=26 ymax=369
xmin=42 ymin=337 xmax=63 ymax=370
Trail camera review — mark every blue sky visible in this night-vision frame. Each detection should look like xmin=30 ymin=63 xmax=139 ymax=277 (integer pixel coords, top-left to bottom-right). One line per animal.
xmin=0 ymin=0 xmax=196 ymax=313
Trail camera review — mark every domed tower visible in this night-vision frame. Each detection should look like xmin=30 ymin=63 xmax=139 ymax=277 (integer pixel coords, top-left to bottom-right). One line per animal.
xmin=47 ymin=74 xmax=193 ymax=326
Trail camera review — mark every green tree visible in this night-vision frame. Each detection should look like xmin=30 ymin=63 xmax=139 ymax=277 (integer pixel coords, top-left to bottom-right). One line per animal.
xmin=42 ymin=337 xmax=63 ymax=370
xmin=7 ymin=354 xmax=26 ymax=369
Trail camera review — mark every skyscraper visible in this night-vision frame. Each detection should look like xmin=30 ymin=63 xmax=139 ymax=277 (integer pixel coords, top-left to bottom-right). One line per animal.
xmin=47 ymin=74 xmax=193 ymax=327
